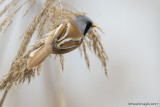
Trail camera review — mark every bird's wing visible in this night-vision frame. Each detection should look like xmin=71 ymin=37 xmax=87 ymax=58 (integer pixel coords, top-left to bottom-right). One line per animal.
xmin=53 ymin=22 xmax=68 ymax=42
xmin=55 ymin=38 xmax=82 ymax=49
xmin=53 ymin=20 xmax=83 ymax=50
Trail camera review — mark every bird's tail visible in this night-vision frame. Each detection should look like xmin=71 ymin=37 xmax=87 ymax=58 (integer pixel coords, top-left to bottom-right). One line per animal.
xmin=27 ymin=45 xmax=52 ymax=70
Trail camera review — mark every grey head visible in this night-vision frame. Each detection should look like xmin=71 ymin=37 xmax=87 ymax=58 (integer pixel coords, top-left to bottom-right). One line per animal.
xmin=72 ymin=15 xmax=94 ymax=36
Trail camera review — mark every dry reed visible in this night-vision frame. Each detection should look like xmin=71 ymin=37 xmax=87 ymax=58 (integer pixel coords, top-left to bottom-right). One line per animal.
xmin=0 ymin=0 xmax=108 ymax=106
xmin=0 ymin=0 xmax=5 ymax=6
xmin=23 ymin=0 xmax=36 ymax=17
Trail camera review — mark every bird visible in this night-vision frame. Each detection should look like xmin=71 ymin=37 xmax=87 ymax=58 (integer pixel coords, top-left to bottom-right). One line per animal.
xmin=27 ymin=15 xmax=96 ymax=70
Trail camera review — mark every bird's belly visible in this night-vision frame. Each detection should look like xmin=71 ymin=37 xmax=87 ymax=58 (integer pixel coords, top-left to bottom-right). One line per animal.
xmin=52 ymin=46 xmax=78 ymax=54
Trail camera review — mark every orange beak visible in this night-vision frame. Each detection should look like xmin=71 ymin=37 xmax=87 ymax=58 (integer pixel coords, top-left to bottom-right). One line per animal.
xmin=92 ymin=24 xmax=97 ymax=27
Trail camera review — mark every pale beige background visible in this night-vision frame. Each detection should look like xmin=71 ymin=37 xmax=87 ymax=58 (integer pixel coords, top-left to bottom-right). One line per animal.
xmin=0 ymin=0 xmax=160 ymax=107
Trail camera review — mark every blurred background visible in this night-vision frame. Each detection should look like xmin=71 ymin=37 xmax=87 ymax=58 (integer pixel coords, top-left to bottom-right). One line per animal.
xmin=0 ymin=0 xmax=160 ymax=107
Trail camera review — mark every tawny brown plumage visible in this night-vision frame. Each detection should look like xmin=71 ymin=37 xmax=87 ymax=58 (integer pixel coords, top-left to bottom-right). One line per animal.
xmin=27 ymin=15 xmax=95 ymax=70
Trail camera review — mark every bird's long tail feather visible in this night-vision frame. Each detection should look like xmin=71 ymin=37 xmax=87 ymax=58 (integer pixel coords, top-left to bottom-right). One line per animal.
xmin=27 ymin=45 xmax=52 ymax=70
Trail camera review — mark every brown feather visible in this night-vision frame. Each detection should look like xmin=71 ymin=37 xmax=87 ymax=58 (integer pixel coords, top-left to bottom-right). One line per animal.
xmin=27 ymin=44 xmax=52 ymax=70
xmin=27 ymin=19 xmax=83 ymax=69
xmin=53 ymin=20 xmax=83 ymax=51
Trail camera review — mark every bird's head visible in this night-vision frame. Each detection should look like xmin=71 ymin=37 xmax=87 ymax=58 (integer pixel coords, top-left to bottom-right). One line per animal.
xmin=72 ymin=15 xmax=96 ymax=36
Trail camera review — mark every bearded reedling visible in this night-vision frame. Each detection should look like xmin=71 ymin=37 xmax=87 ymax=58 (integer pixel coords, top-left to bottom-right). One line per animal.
xmin=27 ymin=15 xmax=96 ymax=70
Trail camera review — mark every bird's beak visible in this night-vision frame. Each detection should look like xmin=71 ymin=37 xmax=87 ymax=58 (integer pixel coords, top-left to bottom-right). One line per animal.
xmin=92 ymin=24 xmax=97 ymax=27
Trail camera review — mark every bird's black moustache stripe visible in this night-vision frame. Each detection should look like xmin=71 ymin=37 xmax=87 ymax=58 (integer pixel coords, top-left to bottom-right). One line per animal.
xmin=84 ymin=22 xmax=92 ymax=35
